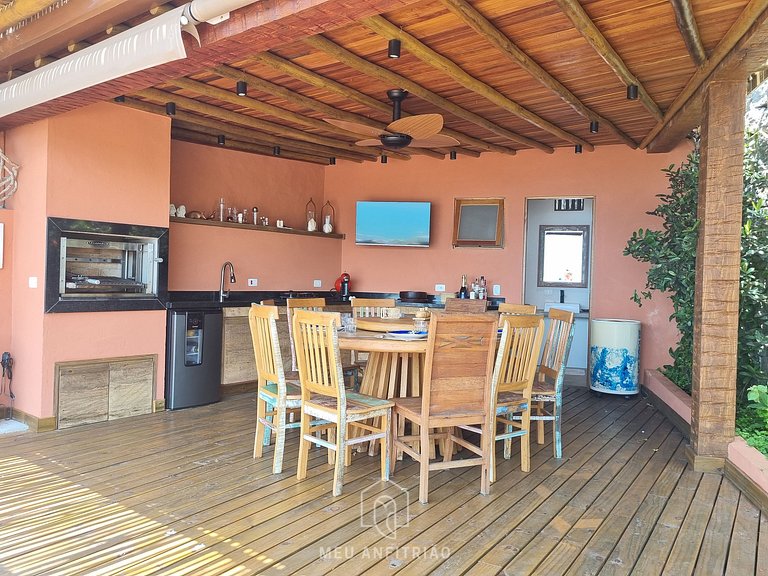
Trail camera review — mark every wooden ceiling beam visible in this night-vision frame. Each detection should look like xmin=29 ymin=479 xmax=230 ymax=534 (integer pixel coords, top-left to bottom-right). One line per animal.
xmin=439 ymin=0 xmax=637 ymax=148
xmin=135 ymin=87 xmax=411 ymax=160
xmin=669 ymin=0 xmax=707 ymax=66
xmin=363 ymin=14 xmax=593 ymax=150
xmin=0 ymin=0 xmax=59 ymax=30
xmin=643 ymin=0 xmax=768 ymax=151
xmin=171 ymin=127 xmax=333 ymax=165
xmin=214 ymin=63 xmax=498 ymax=155
xmin=304 ymin=35 xmax=528 ymax=153
xmin=120 ymin=97 xmax=376 ymax=162
xmin=552 ymin=0 xmax=664 ymax=122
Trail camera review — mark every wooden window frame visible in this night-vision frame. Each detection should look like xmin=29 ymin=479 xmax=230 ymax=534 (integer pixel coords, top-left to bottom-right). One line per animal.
xmin=452 ymin=198 xmax=504 ymax=248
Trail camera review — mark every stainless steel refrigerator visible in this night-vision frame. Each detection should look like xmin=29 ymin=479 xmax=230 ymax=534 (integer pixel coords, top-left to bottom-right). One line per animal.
xmin=166 ymin=308 xmax=222 ymax=410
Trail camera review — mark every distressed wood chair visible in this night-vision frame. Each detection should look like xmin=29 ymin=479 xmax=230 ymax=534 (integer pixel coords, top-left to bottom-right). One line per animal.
xmin=444 ymin=298 xmax=488 ymax=313
xmin=497 ymin=302 xmax=537 ymax=315
xmin=248 ymin=303 xmax=301 ymax=474
xmin=293 ymin=309 xmax=394 ymax=496
xmin=531 ymin=307 xmax=575 ymax=458
xmin=490 ymin=314 xmax=545 ymax=481
xmin=260 ymin=299 xmax=276 ymax=305
xmin=350 ymin=296 xmax=397 ymax=318
xmin=391 ymin=312 xmax=498 ymax=504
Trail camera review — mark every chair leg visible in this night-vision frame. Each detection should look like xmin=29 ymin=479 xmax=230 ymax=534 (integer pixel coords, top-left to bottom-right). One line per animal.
xmin=296 ymin=411 xmax=310 ymax=481
xmin=333 ymin=420 xmax=346 ymax=497
xmin=253 ymin=395 xmax=267 ymax=458
xmin=521 ymin=411 xmax=531 ymax=473
xmin=345 ymin=423 xmax=353 ymax=467
xmin=536 ymin=400 xmax=545 ymax=445
xmin=390 ymin=410 xmax=399 ymax=475
xmin=489 ymin=423 xmax=496 ymax=484
xmin=272 ymin=402 xmax=287 ymax=474
xmin=553 ymin=396 xmax=563 ymax=459
xmin=327 ymin=427 xmax=336 ymax=465
xmin=381 ymin=409 xmax=391 ymax=481
xmin=480 ymin=421 xmax=490 ymax=496
xmin=418 ymin=420 xmax=430 ymax=504
xmin=263 ymin=410 xmax=273 ymax=447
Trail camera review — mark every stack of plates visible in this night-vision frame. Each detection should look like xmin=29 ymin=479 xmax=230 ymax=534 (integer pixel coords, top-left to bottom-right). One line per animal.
xmin=383 ymin=330 xmax=428 ymax=340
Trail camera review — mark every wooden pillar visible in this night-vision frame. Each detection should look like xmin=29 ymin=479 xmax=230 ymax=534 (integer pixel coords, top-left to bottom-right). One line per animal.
xmin=688 ymin=78 xmax=745 ymax=472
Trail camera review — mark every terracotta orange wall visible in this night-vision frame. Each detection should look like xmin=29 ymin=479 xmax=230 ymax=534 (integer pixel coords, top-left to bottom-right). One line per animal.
xmin=6 ymin=121 xmax=49 ymax=417
xmin=169 ymin=141 xmax=341 ymax=291
xmin=170 ymin=141 xmax=324 ymax=229
xmin=0 ymin=210 xmax=12 ymax=358
xmin=6 ymin=103 xmax=171 ymax=418
xmin=324 ymin=145 xmax=691 ymax=377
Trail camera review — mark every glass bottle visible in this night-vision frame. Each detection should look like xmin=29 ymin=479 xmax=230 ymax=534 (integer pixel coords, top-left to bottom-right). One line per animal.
xmin=458 ymin=274 xmax=469 ymax=299
xmin=218 ymin=197 xmax=226 ymax=222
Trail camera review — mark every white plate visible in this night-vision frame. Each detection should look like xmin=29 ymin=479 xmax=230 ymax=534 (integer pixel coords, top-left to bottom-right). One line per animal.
xmin=382 ymin=330 xmax=428 ymax=341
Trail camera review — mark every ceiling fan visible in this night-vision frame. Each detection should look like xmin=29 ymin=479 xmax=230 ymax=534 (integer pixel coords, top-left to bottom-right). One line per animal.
xmin=324 ymin=89 xmax=460 ymax=149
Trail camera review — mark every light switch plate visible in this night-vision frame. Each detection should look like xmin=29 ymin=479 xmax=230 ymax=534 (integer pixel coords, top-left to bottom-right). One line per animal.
xmin=435 ymin=283 xmax=446 ymax=292
xmin=313 ymin=279 xmax=322 ymax=288
xmin=247 ymin=278 xmax=258 ymax=287
xmin=29 ymin=276 xmax=38 ymax=288
xmin=492 ymin=284 xmax=501 ymax=296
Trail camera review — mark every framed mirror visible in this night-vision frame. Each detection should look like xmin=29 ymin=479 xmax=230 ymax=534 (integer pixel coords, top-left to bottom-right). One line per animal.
xmin=452 ymin=198 xmax=504 ymax=248
xmin=537 ymin=225 xmax=590 ymax=288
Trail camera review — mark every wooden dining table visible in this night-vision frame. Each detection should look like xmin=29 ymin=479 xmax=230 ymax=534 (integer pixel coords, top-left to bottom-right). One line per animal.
xmin=354 ymin=316 xmax=419 ymax=333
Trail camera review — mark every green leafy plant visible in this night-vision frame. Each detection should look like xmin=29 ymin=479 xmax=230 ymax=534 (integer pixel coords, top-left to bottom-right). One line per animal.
xmin=624 ymin=128 xmax=768 ymax=403
xmin=747 ymin=384 xmax=768 ymax=422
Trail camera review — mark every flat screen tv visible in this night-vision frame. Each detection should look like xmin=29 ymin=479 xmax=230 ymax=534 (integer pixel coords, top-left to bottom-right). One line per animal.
xmin=355 ymin=201 xmax=431 ymax=247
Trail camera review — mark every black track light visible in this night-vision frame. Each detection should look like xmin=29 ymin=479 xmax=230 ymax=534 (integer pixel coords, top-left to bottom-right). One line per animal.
xmin=217 ymin=135 xmax=226 ymax=146
xmin=165 ymin=102 xmax=176 ymax=116
xmin=113 ymin=95 xmax=125 ymax=103
xmin=236 ymin=80 xmax=247 ymax=96
xmin=329 ymin=157 xmax=336 ymax=165
xmin=273 ymin=146 xmax=281 ymax=156
xmin=388 ymin=39 xmax=401 ymax=59
xmin=449 ymin=150 xmax=457 ymax=160
xmin=381 ymin=154 xmax=388 ymax=164
xmin=589 ymin=120 xmax=599 ymax=133
xmin=627 ymin=84 xmax=639 ymax=100
xmin=575 ymin=144 xmax=583 ymax=154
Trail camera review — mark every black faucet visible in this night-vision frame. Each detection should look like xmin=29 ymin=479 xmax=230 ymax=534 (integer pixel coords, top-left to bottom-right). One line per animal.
xmin=219 ymin=261 xmax=236 ymax=302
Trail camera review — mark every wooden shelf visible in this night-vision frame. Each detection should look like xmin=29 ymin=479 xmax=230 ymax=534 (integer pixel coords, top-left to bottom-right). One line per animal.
xmin=169 ymin=216 xmax=345 ymax=239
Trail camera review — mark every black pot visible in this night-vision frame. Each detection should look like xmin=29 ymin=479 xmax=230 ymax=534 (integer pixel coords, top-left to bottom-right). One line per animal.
xmin=399 ymin=290 xmax=429 ymax=302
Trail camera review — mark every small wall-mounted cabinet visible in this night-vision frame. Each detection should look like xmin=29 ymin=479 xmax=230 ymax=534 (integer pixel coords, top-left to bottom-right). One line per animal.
xmin=55 ymin=355 xmax=155 ymax=429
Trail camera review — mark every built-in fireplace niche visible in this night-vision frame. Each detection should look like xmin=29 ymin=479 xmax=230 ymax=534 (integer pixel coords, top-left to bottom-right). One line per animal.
xmin=45 ymin=217 xmax=169 ymax=313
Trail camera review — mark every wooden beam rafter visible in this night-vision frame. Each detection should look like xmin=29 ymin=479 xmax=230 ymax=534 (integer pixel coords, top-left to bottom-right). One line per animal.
xmin=362 ymin=14 xmax=594 ymax=150
xmin=642 ymin=0 xmax=768 ymax=151
xmin=135 ymin=88 xmax=414 ymax=161
xmin=0 ymin=0 xmax=59 ymax=30
xmin=171 ymin=127 xmax=333 ymax=165
xmin=303 ymin=35 xmax=532 ymax=152
xmin=552 ymin=0 xmax=664 ymax=122
xmin=213 ymin=63 xmax=500 ymax=155
xmin=169 ymin=76 xmax=445 ymax=159
xmin=669 ymin=0 xmax=707 ymax=66
xmin=120 ymin=97 xmax=378 ymax=163
xmin=439 ymin=0 xmax=637 ymax=148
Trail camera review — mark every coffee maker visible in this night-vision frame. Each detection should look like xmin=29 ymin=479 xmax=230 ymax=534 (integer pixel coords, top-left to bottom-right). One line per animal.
xmin=335 ymin=272 xmax=351 ymax=301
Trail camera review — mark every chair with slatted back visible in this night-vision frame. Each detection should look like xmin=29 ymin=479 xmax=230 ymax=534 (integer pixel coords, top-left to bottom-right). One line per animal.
xmin=391 ymin=312 xmax=498 ymax=504
xmin=531 ymin=307 xmax=575 ymax=458
xmin=497 ymin=303 xmax=537 ymax=315
xmin=293 ymin=309 xmax=394 ymax=496
xmin=260 ymin=299 xmax=276 ymax=306
xmin=444 ymin=298 xmax=488 ymax=313
xmin=350 ymin=296 xmax=397 ymax=318
xmin=490 ymin=314 xmax=545 ymax=481
xmin=249 ymin=303 xmax=302 ymax=474
xmin=286 ymin=297 xmax=326 ymax=372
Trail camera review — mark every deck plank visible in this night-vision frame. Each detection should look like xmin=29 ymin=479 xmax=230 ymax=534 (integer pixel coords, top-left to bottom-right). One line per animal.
xmin=0 ymin=390 xmax=763 ymax=576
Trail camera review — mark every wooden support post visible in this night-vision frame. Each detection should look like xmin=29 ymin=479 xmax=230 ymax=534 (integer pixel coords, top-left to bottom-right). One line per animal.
xmin=688 ymin=78 xmax=745 ymax=473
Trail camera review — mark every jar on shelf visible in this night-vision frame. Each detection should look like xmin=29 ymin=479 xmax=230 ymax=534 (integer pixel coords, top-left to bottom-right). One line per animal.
xmin=306 ymin=198 xmax=317 ymax=231
xmin=321 ymin=201 xmax=335 ymax=234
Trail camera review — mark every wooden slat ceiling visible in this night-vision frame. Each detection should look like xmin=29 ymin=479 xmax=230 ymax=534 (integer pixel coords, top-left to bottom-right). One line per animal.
xmin=0 ymin=0 xmax=766 ymax=164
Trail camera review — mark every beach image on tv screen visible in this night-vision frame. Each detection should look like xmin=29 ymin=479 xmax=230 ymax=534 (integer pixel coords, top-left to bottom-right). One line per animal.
xmin=356 ymin=202 xmax=431 ymax=246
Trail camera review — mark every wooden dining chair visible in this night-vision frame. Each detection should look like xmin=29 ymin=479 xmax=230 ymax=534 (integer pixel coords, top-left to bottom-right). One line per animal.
xmin=531 ymin=307 xmax=575 ymax=458
xmin=293 ymin=309 xmax=394 ymax=496
xmin=497 ymin=303 xmax=537 ymax=315
xmin=444 ymin=298 xmax=488 ymax=313
xmin=248 ymin=303 xmax=302 ymax=474
xmin=391 ymin=312 xmax=498 ymax=504
xmin=260 ymin=298 xmax=276 ymax=305
xmin=350 ymin=297 xmax=397 ymax=318
xmin=286 ymin=297 xmax=326 ymax=372
xmin=490 ymin=314 xmax=545 ymax=481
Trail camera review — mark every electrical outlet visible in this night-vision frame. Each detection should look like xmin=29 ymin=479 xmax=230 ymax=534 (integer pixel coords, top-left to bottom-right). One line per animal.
xmin=492 ymin=284 xmax=501 ymax=296
xmin=313 ymin=279 xmax=322 ymax=288
xmin=28 ymin=276 xmax=38 ymax=289
xmin=247 ymin=278 xmax=258 ymax=287
xmin=435 ymin=283 xmax=446 ymax=292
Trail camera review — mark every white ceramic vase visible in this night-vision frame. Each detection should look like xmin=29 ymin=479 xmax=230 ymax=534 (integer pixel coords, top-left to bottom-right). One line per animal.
xmin=307 ymin=217 xmax=317 ymax=231
xmin=322 ymin=215 xmax=333 ymax=233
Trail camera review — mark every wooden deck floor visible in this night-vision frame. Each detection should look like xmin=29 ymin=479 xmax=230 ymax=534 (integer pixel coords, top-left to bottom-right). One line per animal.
xmin=1 ymin=388 xmax=766 ymax=575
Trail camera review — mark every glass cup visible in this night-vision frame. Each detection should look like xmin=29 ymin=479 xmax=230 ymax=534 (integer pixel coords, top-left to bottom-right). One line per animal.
xmin=413 ymin=318 xmax=429 ymax=332
xmin=342 ymin=315 xmax=357 ymax=333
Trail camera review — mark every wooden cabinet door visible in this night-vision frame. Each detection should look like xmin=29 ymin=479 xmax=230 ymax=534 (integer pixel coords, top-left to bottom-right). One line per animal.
xmin=109 ymin=358 xmax=155 ymax=419
xmin=222 ymin=315 xmax=257 ymax=385
xmin=57 ymin=363 xmax=109 ymax=429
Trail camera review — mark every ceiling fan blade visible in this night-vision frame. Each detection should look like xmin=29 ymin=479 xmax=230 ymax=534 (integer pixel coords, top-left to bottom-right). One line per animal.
xmin=323 ymin=118 xmax=384 ymax=138
xmin=355 ymin=138 xmax=384 ymax=147
xmin=387 ymin=114 xmax=443 ymax=139
xmin=409 ymin=134 xmax=461 ymax=148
